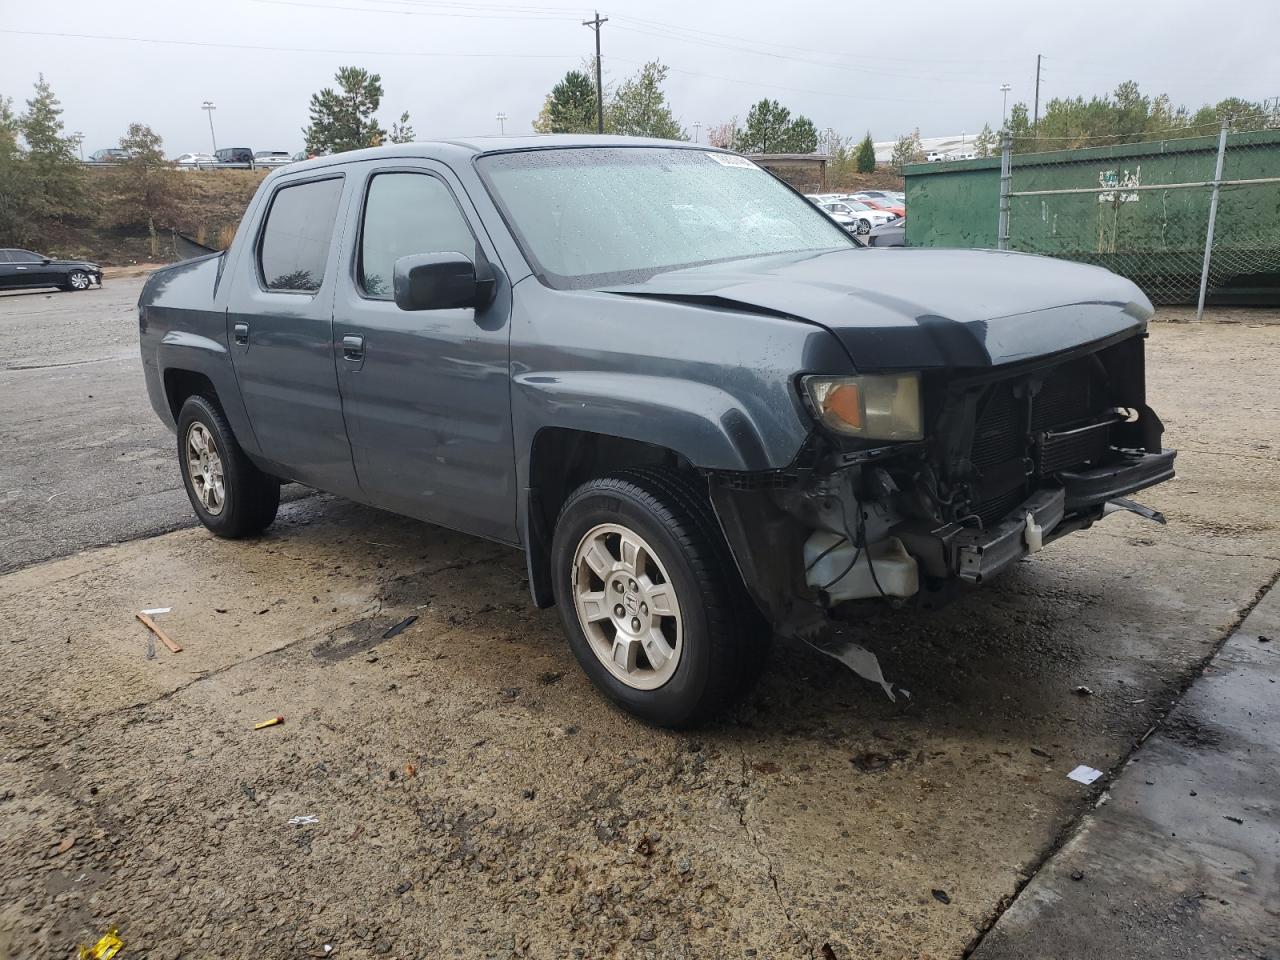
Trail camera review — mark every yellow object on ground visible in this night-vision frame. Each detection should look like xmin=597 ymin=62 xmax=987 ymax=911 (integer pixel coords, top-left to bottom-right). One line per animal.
xmin=78 ymin=927 xmax=123 ymax=960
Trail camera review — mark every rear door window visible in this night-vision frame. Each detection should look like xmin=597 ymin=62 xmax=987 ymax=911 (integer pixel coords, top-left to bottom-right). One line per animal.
xmin=257 ymin=178 xmax=344 ymax=292
xmin=358 ymin=172 xmax=478 ymax=300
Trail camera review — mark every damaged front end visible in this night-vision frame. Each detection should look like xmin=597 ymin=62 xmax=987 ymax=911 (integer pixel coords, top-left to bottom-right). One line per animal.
xmin=710 ymin=332 xmax=1176 ymax=642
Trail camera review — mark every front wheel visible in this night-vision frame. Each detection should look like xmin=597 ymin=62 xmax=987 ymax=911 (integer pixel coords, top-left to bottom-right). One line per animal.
xmin=176 ymin=395 xmax=280 ymax=538
xmin=64 ymin=270 xmax=91 ymax=291
xmin=551 ymin=467 xmax=770 ymax=728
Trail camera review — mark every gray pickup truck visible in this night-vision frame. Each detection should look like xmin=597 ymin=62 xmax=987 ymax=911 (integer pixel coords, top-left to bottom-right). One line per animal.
xmin=138 ymin=136 xmax=1174 ymax=727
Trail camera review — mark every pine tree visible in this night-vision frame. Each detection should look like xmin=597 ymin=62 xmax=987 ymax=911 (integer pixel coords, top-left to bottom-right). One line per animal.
xmin=534 ymin=70 xmax=597 ymax=134
xmin=19 ymin=74 xmax=85 ymax=221
xmin=303 ymin=67 xmax=387 ymax=154
xmin=108 ymin=123 xmax=183 ymax=259
xmin=855 ymin=132 xmax=876 ymax=172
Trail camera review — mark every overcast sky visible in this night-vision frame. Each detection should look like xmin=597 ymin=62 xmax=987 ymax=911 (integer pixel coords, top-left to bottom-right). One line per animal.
xmin=2 ymin=0 xmax=1277 ymax=156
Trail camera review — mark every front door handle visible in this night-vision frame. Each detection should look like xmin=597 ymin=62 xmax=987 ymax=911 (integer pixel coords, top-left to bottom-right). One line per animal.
xmin=342 ymin=335 xmax=365 ymax=361
xmin=233 ymin=322 xmax=249 ymax=345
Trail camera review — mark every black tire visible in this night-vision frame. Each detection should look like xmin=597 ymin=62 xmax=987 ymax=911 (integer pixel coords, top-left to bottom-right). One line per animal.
xmin=176 ymin=394 xmax=280 ymax=538
xmin=551 ymin=466 xmax=771 ymax=728
xmin=64 ymin=270 xmax=91 ymax=291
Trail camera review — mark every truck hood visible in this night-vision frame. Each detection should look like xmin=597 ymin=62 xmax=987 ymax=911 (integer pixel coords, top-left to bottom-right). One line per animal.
xmin=601 ymin=248 xmax=1153 ymax=370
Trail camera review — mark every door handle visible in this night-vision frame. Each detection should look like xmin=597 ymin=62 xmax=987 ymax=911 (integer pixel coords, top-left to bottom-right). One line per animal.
xmin=342 ymin=335 xmax=365 ymax=361
xmin=233 ymin=322 xmax=249 ymax=345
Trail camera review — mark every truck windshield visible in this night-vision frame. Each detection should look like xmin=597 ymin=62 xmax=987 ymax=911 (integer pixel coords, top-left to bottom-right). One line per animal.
xmin=477 ymin=146 xmax=852 ymax=288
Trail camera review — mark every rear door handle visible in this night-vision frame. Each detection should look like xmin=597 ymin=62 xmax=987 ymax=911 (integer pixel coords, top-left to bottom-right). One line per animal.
xmin=342 ymin=335 xmax=365 ymax=361
xmin=233 ymin=322 xmax=249 ymax=345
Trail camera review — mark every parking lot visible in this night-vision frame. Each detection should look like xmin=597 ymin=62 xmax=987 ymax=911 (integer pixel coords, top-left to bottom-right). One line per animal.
xmin=1 ymin=278 xmax=1278 ymax=958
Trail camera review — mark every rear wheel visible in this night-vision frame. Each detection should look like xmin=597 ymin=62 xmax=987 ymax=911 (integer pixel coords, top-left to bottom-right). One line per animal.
xmin=857 ymin=219 xmax=872 ymax=235
xmin=176 ymin=395 xmax=279 ymax=538
xmin=64 ymin=270 xmax=91 ymax=291
xmin=551 ymin=466 xmax=770 ymax=728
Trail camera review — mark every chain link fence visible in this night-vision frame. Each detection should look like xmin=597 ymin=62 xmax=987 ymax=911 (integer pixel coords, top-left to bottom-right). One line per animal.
xmin=999 ymin=125 xmax=1280 ymax=311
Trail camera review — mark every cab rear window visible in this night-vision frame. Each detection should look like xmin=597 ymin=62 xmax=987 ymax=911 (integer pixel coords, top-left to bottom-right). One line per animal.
xmin=257 ymin=178 xmax=343 ymax=292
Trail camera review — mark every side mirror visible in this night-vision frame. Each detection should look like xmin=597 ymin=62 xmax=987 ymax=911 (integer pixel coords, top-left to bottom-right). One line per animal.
xmin=393 ymin=252 xmax=494 ymax=311
xmin=41 ymin=258 xmax=52 ymax=265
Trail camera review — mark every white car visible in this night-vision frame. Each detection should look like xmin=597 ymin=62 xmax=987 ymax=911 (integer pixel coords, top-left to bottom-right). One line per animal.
xmin=253 ymin=151 xmax=293 ymax=168
xmin=807 ymin=197 xmax=895 ymax=235
xmin=172 ymin=153 xmax=215 ymax=169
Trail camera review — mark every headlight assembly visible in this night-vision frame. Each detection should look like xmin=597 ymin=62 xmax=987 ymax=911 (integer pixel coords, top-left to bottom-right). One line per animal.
xmin=802 ymin=373 xmax=923 ymax=441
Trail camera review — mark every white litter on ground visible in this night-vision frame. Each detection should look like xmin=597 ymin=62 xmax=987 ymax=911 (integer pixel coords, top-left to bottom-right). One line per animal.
xmin=1068 ymin=765 xmax=1104 ymax=785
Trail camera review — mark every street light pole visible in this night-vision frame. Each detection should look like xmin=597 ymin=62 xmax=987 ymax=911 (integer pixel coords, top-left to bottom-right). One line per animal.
xmin=496 ymin=112 xmax=507 ymax=135
xmin=693 ymin=121 xmax=702 ymax=144
xmin=72 ymin=131 xmax=84 ymax=161
xmin=202 ymin=101 xmax=218 ymax=153
xmin=1000 ymin=83 xmax=1011 ymax=127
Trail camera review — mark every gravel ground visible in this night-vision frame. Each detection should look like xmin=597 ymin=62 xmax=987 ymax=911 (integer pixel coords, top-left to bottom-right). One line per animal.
xmin=0 ymin=285 xmax=1277 ymax=959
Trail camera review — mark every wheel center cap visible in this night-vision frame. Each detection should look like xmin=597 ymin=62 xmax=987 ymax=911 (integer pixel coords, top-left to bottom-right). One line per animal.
xmin=624 ymin=591 xmax=640 ymax=615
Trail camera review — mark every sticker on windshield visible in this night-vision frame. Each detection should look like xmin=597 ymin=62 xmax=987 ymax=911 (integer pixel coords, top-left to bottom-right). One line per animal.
xmin=704 ymin=152 xmax=757 ymax=168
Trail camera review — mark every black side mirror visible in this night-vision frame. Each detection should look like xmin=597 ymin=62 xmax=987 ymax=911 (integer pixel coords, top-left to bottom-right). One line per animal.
xmin=41 ymin=258 xmax=52 ymax=265
xmin=393 ymin=252 xmax=495 ymax=311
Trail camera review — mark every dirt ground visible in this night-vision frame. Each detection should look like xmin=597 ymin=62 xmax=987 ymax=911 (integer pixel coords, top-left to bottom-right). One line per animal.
xmin=0 ymin=295 xmax=1277 ymax=959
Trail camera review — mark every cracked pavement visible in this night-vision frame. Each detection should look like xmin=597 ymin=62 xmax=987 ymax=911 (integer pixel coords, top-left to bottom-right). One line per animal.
xmin=1 ymin=283 xmax=1278 ymax=958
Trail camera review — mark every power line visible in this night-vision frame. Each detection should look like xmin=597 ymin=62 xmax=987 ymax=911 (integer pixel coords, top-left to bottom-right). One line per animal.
xmin=0 ymin=27 xmax=581 ymax=60
xmin=252 ymin=0 xmax=580 ymax=22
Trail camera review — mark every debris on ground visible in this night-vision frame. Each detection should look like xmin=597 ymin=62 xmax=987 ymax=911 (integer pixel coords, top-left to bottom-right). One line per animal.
xmin=851 ymin=750 xmax=909 ymax=773
xmin=381 ymin=615 xmax=418 ymax=639
xmin=307 ymin=945 xmax=335 ymax=957
xmin=1223 ymin=815 xmax=1244 ymax=825
xmin=804 ymin=635 xmax=898 ymax=701
xmin=288 ymin=815 xmax=319 ymax=827
xmin=931 ymin=889 xmax=951 ymax=904
xmin=498 ymin=687 xmax=520 ymax=703
xmin=77 ymin=926 xmax=123 ymax=960
xmin=1030 ymin=746 xmax=1054 ymax=760
xmin=1070 ymin=870 xmax=1085 ymax=881
xmin=135 ymin=611 xmax=182 ymax=653
xmin=404 ymin=762 xmax=416 ymax=778
xmin=139 ymin=607 xmax=171 ymax=615
xmin=1072 ymin=685 xmax=1094 ymax=696
xmin=253 ymin=716 xmax=285 ymax=730
xmin=1067 ymin=765 xmax=1104 ymax=785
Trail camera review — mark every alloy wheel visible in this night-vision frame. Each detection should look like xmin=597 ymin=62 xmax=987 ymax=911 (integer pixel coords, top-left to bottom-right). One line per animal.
xmin=571 ymin=522 xmax=683 ymax=691
xmin=185 ymin=422 xmax=226 ymax=516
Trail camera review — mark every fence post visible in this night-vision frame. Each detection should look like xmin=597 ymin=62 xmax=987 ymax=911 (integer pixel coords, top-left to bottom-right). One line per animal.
xmin=997 ymin=130 xmax=1012 ymax=251
xmin=1195 ymin=118 xmax=1230 ymax=320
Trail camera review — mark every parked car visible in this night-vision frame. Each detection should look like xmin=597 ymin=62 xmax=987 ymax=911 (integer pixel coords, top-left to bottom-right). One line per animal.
xmin=814 ymin=198 xmax=895 ymax=235
xmin=213 ymin=147 xmax=255 ymax=169
xmin=0 ymin=249 xmax=101 ymax=291
xmin=866 ymin=216 xmax=906 ymax=247
xmin=253 ymin=151 xmax=292 ymax=168
xmin=804 ymin=196 xmax=859 ymax=233
xmin=173 ymin=152 xmax=215 ymax=169
xmin=138 ymin=137 xmax=1175 ymax=727
xmin=87 ymin=148 xmax=129 ymax=164
xmin=847 ymin=194 xmax=906 ymax=218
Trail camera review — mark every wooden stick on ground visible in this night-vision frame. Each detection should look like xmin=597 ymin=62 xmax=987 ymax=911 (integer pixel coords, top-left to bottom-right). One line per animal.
xmin=136 ymin=612 xmax=183 ymax=653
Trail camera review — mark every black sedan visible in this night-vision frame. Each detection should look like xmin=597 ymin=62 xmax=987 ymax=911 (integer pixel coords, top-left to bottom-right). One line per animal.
xmin=0 ymin=249 xmax=102 ymax=292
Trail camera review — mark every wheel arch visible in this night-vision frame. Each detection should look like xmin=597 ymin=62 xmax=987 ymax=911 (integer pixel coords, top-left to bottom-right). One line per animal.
xmin=522 ymin=427 xmax=694 ymax=609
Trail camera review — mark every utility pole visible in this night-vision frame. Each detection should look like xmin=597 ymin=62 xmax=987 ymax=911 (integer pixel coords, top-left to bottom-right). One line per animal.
xmin=496 ymin=112 xmax=507 ymax=135
xmin=582 ymin=11 xmax=608 ymax=134
xmin=72 ymin=131 xmax=84 ymax=161
xmin=202 ymin=101 xmax=218 ymax=153
xmin=1000 ymin=83 xmax=1011 ymax=126
xmin=693 ymin=121 xmax=702 ymax=144
xmin=1033 ymin=54 xmax=1042 ymax=133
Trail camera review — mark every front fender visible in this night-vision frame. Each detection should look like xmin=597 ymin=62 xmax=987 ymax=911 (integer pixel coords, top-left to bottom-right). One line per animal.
xmin=513 ymin=370 xmax=785 ymax=472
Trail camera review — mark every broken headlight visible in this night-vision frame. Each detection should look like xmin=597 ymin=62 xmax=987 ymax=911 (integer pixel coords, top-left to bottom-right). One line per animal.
xmin=802 ymin=373 xmax=923 ymax=441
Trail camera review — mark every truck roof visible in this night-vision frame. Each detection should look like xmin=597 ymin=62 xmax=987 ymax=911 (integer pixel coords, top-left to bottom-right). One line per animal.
xmin=281 ymin=135 xmax=718 ymax=175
